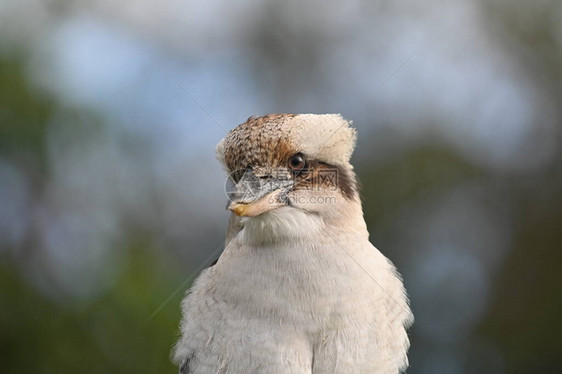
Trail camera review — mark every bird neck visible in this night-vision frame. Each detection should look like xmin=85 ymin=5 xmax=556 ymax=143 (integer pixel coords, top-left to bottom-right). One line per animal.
xmin=239 ymin=202 xmax=368 ymax=247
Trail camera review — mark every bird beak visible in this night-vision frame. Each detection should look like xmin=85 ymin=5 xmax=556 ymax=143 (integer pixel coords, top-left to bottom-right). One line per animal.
xmin=228 ymin=169 xmax=293 ymax=217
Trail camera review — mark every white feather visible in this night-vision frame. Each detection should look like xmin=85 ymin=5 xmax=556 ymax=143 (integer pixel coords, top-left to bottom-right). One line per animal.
xmin=177 ymin=114 xmax=412 ymax=373
xmin=174 ymin=206 xmax=413 ymax=374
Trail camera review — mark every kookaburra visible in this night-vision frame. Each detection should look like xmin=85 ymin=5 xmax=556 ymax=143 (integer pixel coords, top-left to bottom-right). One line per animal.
xmin=174 ymin=114 xmax=413 ymax=373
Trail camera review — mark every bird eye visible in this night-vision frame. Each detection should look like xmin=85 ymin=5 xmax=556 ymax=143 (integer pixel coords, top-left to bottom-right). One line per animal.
xmin=288 ymin=153 xmax=306 ymax=171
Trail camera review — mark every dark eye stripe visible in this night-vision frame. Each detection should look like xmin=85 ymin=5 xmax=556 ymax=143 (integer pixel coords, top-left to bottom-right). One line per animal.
xmin=292 ymin=160 xmax=358 ymax=200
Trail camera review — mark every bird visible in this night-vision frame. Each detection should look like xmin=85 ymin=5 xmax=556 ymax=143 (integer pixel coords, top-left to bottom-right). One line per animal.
xmin=174 ymin=113 xmax=413 ymax=374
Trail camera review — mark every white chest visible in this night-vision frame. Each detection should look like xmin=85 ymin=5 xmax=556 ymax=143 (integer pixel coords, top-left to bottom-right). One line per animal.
xmin=174 ymin=209 xmax=413 ymax=373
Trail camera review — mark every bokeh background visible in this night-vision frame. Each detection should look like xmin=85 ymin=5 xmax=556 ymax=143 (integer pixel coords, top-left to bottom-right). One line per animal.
xmin=1 ymin=0 xmax=561 ymax=373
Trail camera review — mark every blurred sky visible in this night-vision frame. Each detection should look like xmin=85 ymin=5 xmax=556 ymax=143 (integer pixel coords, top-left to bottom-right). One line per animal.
xmin=1 ymin=1 xmax=561 ymax=373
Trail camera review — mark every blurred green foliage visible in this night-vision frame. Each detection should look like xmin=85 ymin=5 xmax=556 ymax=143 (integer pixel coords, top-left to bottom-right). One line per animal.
xmin=0 ymin=56 xmax=181 ymax=373
xmin=0 ymin=56 xmax=51 ymax=169
xmin=1 ymin=244 xmax=182 ymax=374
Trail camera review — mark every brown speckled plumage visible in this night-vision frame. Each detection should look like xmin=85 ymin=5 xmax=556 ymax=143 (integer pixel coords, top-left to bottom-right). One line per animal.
xmin=221 ymin=114 xmax=298 ymax=173
xmin=218 ymin=113 xmax=359 ymax=199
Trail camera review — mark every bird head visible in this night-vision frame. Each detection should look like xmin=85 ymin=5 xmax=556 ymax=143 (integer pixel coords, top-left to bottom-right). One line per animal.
xmin=217 ymin=114 xmax=365 ymax=237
